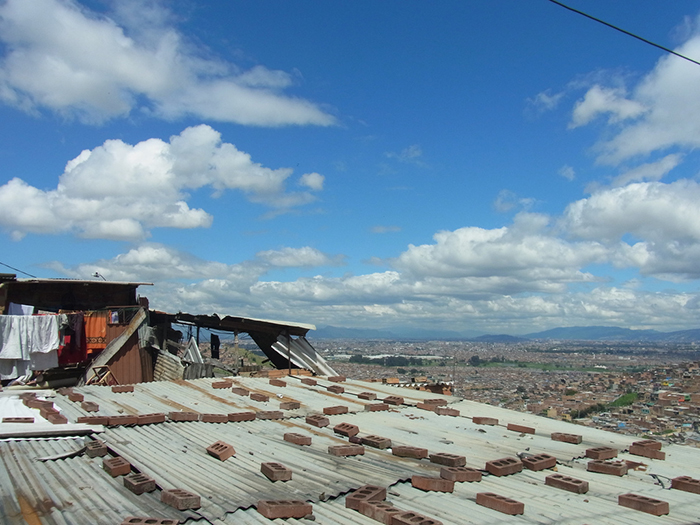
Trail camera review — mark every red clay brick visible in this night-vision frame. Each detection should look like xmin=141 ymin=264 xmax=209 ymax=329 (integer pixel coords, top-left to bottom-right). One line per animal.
xmin=393 ymin=446 xmax=429 ymax=459
xmin=47 ymin=413 xmax=68 ymax=424
xmin=103 ymin=456 xmax=131 ymax=477
xmin=422 ymin=398 xmax=447 ymax=406
xmin=120 ymin=518 xmax=178 ymax=525
xmin=257 ymin=500 xmax=312 ymax=519
xmin=324 ymin=405 xmax=349 ymax=415
xmin=476 ymin=492 xmax=524 ymax=515
xmin=440 ymin=466 xmax=482 ymax=482
xmin=120 ymin=519 xmax=177 ymax=525
xmin=81 ymin=401 xmax=99 ymax=412
xmin=349 ymin=435 xmax=363 ymax=444
xmin=306 ymin=414 xmax=330 ymax=427
xmin=269 ymin=379 xmax=287 ymax=387
xmin=522 ymin=453 xmax=556 ymax=471
xmin=228 ymin=411 xmax=256 ymax=422
xmin=416 ymin=402 xmax=436 ymax=412
xmin=551 ymin=432 xmax=582 ymax=444
xmin=207 ymin=440 xmax=236 ymax=461
xmin=507 ymin=423 xmax=535 ymax=434
xmin=334 ymin=422 xmax=360 ymax=437
xmin=108 ymin=415 xmax=139 ymax=426
xmin=435 ymin=407 xmax=460 ymax=416
xmin=618 ymin=493 xmax=669 ymax=516
xmin=2 ymin=417 xmax=34 ymax=423
xmin=392 ymin=511 xmax=443 ymax=525
xmin=585 ymin=446 xmax=618 ymax=460
xmin=250 ymin=392 xmax=269 ymax=402
xmin=345 ymin=485 xmax=387 ymax=510
xmin=56 ymin=388 xmax=72 ymax=396
xmin=123 ymin=473 xmax=156 ymax=494
xmin=261 ymin=461 xmax=292 ymax=481
xmin=328 ymin=444 xmax=365 ymax=457
xmin=161 ymin=489 xmax=201 ymax=510
xmin=672 ymin=476 xmax=700 ymax=495
xmin=77 ymin=416 xmax=110 ymax=425
xmin=629 ymin=443 xmax=666 ymax=460
xmin=545 ymin=473 xmax=589 ymax=494
xmin=40 ymin=406 xmax=59 ymax=419
xmin=473 ymin=416 xmax=498 ymax=425
xmin=112 ymin=385 xmax=134 ymax=393
xmin=284 ymin=432 xmax=312 ymax=446
xmin=485 ymin=457 xmax=523 ymax=476
xmin=25 ymin=398 xmax=50 ymax=409
xmin=358 ymin=501 xmax=402 ymax=525
xmin=358 ymin=392 xmax=377 ymax=400
xmin=201 ymin=413 xmax=228 ymax=423
xmin=68 ymin=392 xmax=84 ymax=402
xmin=280 ymin=401 xmax=301 ymax=410
xmin=328 ymin=375 xmax=346 ymax=382
xmin=168 ymin=412 xmax=200 ymax=422
xmin=412 ymin=475 xmax=454 ymax=493
xmin=429 ymin=452 xmax=466 ymax=467
xmin=137 ymin=413 xmax=166 ymax=425
xmin=301 ymin=378 xmax=317 ymax=386
xmin=86 ymin=440 xmax=108 ymax=457
xmin=257 ymin=410 xmax=284 ymax=420
xmin=231 ymin=387 xmax=249 ymax=396
xmin=383 ymin=395 xmax=404 ymax=406
xmin=361 ymin=435 xmax=392 ymax=449
xmin=212 ymin=380 xmax=233 ymax=389
xmin=327 ymin=384 xmax=345 ymax=394
xmin=365 ymin=403 xmax=390 ymax=412
xmin=632 ymin=439 xmax=662 ymax=450
xmin=587 ymin=459 xmax=628 ymax=476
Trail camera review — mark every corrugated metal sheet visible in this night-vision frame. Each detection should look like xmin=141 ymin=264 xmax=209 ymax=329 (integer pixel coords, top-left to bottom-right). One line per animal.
xmin=4 ymin=378 xmax=700 ymax=524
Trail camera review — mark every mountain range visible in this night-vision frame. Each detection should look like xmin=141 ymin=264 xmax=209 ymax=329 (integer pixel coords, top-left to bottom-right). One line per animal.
xmin=311 ymin=325 xmax=700 ymax=342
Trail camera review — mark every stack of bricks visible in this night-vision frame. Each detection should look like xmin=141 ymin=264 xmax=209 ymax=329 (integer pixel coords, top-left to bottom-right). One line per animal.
xmin=629 ymin=440 xmax=665 ymax=460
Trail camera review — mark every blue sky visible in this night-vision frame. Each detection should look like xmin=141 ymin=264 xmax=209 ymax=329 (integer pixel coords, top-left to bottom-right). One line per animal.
xmin=2 ymin=0 xmax=700 ymax=334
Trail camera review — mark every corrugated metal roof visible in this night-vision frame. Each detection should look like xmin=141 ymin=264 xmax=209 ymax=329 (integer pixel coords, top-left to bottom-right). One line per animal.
xmin=3 ymin=377 xmax=700 ymax=524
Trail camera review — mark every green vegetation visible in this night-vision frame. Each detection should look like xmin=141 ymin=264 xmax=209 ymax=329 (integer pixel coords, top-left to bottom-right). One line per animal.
xmin=609 ymin=392 xmax=638 ymax=407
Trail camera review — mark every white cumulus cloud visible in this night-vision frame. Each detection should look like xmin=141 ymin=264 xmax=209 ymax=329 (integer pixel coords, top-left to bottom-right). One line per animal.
xmin=0 ymin=125 xmax=325 ymax=240
xmin=0 ymin=0 xmax=335 ymax=126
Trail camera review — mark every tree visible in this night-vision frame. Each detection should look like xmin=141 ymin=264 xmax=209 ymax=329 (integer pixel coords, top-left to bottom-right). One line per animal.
xmin=468 ymin=355 xmax=481 ymax=367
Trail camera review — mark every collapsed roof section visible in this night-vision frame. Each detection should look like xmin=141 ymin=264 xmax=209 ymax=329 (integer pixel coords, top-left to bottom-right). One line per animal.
xmin=150 ymin=310 xmax=337 ymax=377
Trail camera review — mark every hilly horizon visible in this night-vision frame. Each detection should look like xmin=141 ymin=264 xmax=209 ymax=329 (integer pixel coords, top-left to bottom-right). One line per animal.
xmin=311 ymin=325 xmax=700 ymax=342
